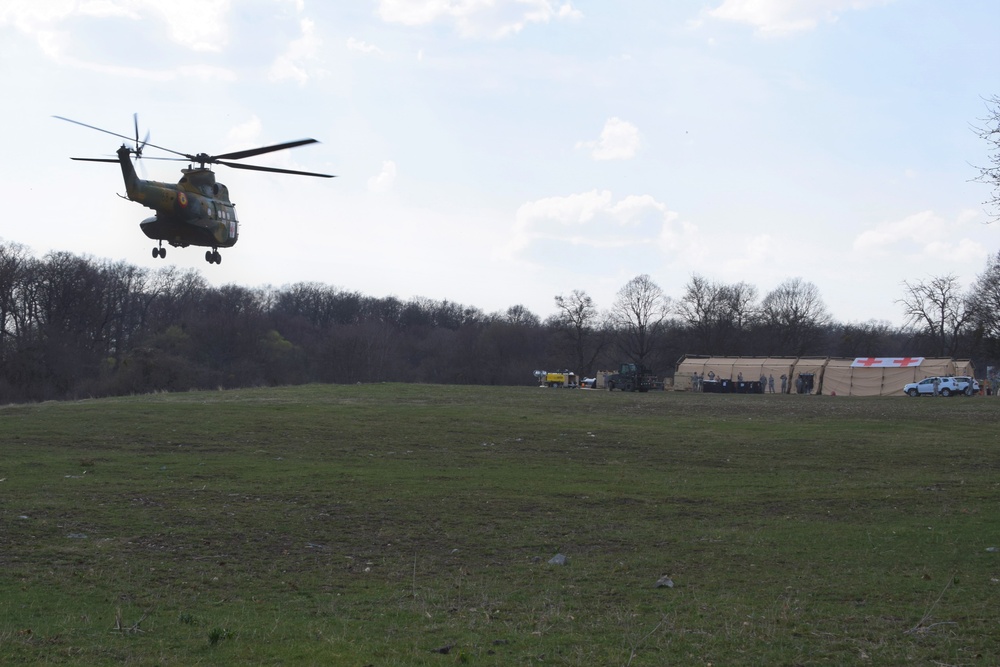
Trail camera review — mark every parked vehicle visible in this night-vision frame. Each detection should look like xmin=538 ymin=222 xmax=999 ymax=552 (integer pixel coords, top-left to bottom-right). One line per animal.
xmin=954 ymin=376 xmax=980 ymax=395
xmin=903 ymin=376 xmax=973 ymax=397
xmin=606 ymin=363 xmax=662 ymax=392
xmin=533 ymin=370 xmax=578 ymax=388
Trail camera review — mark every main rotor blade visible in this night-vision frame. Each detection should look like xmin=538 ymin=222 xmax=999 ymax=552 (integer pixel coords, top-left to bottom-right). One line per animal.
xmin=216 ymin=159 xmax=335 ymax=178
xmin=55 ymin=115 xmax=135 ymax=144
xmin=58 ymin=116 xmax=334 ymax=176
xmin=70 ymin=157 xmax=121 ymax=163
xmin=53 ymin=115 xmax=189 ymax=159
xmin=214 ymin=139 xmax=319 ymax=161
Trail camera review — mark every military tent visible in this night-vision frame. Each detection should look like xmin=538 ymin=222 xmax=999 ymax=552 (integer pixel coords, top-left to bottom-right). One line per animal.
xmin=676 ymin=356 xmax=796 ymax=393
xmin=675 ymin=355 xmax=976 ymax=396
xmin=954 ymin=359 xmax=975 ymax=376
xmin=789 ymin=358 xmax=826 ymax=394
xmin=820 ymin=357 xmax=958 ymax=396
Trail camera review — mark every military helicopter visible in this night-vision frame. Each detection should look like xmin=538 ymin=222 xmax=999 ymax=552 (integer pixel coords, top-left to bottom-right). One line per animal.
xmin=55 ymin=115 xmax=334 ymax=264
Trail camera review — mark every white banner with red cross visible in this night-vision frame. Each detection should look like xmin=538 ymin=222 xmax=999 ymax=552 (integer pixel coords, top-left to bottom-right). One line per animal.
xmin=850 ymin=357 xmax=925 ymax=368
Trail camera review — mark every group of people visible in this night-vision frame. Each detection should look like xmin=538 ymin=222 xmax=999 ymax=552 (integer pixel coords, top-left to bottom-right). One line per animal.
xmin=691 ymin=371 xmax=789 ymax=393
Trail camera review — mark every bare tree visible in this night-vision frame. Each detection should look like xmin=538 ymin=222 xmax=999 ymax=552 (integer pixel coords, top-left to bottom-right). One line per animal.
xmin=502 ymin=304 xmax=541 ymax=327
xmin=480 ymin=305 xmax=545 ymax=385
xmin=678 ymin=275 xmax=758 ymax=355
xmin=0 ymin=242 xmax=33 ymax=363
xmin=973 ymin=95 xmax=1000 ymax=222
xmin=101 ymin=260 xmax=154 ymax=363
xmin=610 ymin=274 xmax=670 ymax=366
xmin=760 ymin=277 xmax=830 ymax=356
xmin=897 ymin=275 xmax=972 ymax=357
xmin=725 ymin=281 xmax=759 ymax=333
xmin=833 ymin=320 xmax=900 ymax=358
xmin=967 ymin=252 xmax=1000 ymax=357
xmin=552 ymin=289 xmax=609 ymax=376
xmin=677 ymin=275 xmax=722 ymax=352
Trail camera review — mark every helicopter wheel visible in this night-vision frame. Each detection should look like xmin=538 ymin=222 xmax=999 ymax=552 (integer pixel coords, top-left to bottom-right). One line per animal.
xmin=152 ymin=246 xmax=166 ymax=259
xmin=205 ymin=250 xmax=222 ymax=264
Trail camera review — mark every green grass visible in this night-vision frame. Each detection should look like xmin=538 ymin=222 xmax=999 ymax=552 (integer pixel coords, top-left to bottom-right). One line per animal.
xmin=2 ymin=384 xmax=999 ymax=665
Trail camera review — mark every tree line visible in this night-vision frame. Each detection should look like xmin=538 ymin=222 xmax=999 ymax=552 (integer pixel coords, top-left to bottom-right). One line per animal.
xmin=2 ymin=240 xmax=1000 ymax=403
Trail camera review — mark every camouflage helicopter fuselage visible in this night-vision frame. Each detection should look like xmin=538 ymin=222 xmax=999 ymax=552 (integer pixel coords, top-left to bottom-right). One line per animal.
xmin=57 ymin=114 xmax=331 ymax=262
xmin=116 ymin=145 xmax=239 ymax=256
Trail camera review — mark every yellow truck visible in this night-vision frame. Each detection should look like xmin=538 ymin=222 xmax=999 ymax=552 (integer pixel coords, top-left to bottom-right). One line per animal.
xmin=533 ymin=370 xmax=579 ymax=388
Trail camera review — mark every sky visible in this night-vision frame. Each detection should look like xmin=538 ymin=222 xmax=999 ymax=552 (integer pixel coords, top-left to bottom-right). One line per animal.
xmin=1 ymin=0 xmax=998 ymax=326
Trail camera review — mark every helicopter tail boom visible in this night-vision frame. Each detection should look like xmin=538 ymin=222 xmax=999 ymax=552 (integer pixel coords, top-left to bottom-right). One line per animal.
xmin=116 ymin=145 xmax=142 ymax=201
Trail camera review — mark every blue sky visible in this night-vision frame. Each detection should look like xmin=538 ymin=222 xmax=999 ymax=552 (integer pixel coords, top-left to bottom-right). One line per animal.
xmin=2 ymin=0 xmax=997 ymax=325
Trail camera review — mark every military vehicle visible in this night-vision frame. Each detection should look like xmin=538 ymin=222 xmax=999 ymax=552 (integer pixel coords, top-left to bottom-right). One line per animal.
xmin=55 ymin=115 xmax=334 ymax=263
xmin=606 ymin=362 xmax=662 ymax=392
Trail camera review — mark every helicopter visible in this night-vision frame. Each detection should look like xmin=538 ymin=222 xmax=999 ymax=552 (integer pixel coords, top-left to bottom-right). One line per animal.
xmin=55 ymin=115 xmax=334 ymax=264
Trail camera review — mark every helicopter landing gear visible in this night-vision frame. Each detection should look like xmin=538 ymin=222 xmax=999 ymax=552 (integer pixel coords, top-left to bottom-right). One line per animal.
xmin=205 ymin=249 xmax=222 ymax=264
xmin=152 ymin=245 xmax=166 ymax=259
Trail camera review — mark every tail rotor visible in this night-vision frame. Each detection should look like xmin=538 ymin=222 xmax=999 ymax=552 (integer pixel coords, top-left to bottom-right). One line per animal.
xmin=132 ymin=113 xmax=150 ymax=177
xmin=133 ymin=113 xmax=149 ymax=157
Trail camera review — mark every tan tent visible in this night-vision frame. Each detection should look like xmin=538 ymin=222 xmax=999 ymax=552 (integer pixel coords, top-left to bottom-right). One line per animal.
xmin=675 ymin=356 xmax=708 ymax=390
xmin=677 ymin=356 xmax=976 ymax=396
xmin=675 ymin=356 xmax=741 ymax=391
xmin=820 ymin=358 xmax=872 ymax=396
xmin=954 ymin=359 xmax=975 ymax=376
xmin=758 ymin=359 xmax=796 ymax=393
xmin=676 ymin=356 xmax=796 ymax=393
xmin=675 ymin=356 xmax=738 ymax=390
xmin=789 ymin=358 xmax=826 ymax=394
xmin=820 ymin=358 xmax=958 ymax=396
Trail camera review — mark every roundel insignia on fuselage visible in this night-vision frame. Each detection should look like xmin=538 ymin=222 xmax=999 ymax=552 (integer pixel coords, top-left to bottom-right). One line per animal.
xmin=177 ymin=192 xmax=188 ymax=207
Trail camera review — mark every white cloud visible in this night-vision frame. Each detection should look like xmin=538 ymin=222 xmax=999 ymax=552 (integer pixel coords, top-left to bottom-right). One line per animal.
xmin=368 ymin=161 xmax=398 ymax=193
xmin=101 ymin=62 xmax=234 ymax=82
xmin=174 ymin=64 xmax=238 ymax=82
xmin=515 ymin=189 xmax=611 ymax=229
xmin=0 ymin=2 xmax=91 ymax=31
xmin=34 ymin=29 xmax=72 ymax=60
xmin=576 ymin=117 xmax=641 ymax=161
xmin=33 ymin=46 xmax=236 ymax=81
xmin=509 ymin=189 xmax=681 ymax=255
xmin=1 ymin=0 xmax=230 ymax=55
xmin=376 ymin=0 xmax=582 ymax=39
xmin=226 ymin=116 xmax=265 ymax=150
xmin=852 ymin=210 xmax=987 ymax=262
xmin=707 ymin=0 xmax=893 ymax=35
xmin=268 ymin=17 xmax=321 ymax=85
xmin=612 ymin=194 xmax=676 ymax=227
xmin=347 ymin=37 xmax=384 ymax=56
xmin=145 ymin=0 xmax=230 ymax=52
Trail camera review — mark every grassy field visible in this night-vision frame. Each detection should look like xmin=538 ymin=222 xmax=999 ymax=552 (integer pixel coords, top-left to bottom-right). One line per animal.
xmin=1 ymin=383 xmax=999 ymax=665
